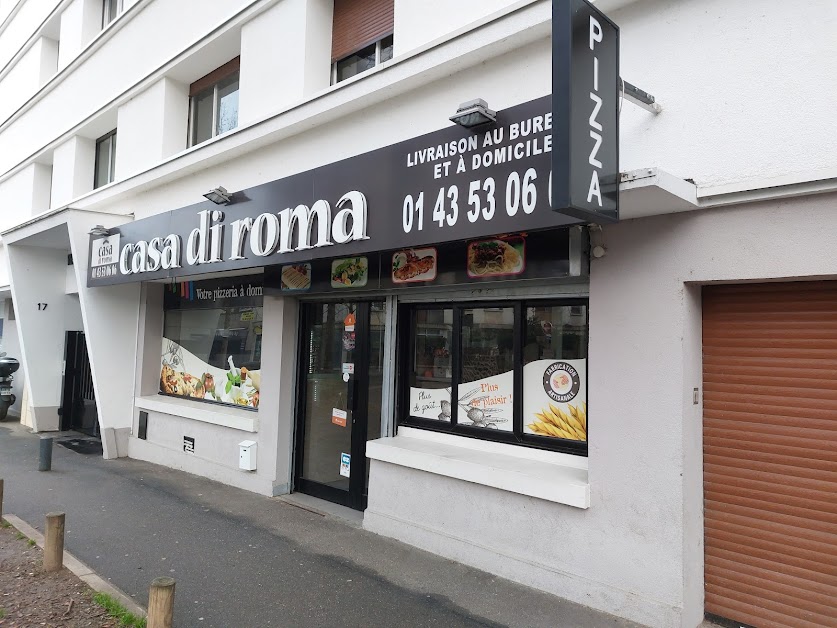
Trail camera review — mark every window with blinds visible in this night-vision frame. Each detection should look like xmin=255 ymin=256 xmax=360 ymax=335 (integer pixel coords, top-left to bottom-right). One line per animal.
xmin=331 ymin=0 xmax=394 ymax=84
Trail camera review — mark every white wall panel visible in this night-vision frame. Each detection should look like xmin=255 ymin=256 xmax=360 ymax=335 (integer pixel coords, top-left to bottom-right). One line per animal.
xmin=6 ymin=243 xmax=68 ymax=431
xmin=0 ymin=0 xmax=253 ymax=176
xmin=394 ymin=0 xmax=516 ymax=54
xmin=116 ymin=77 xmax=187 ymax=179
xmin=614 ymin=0 xmax=837 ymax=188
xmin=239 ymin=0 xmax=332 ymax=124
xmin=57 ymin=0 xmax=100 ymax=69
xmin=0 ymin=163 xmax=52 ymax=231
xmin=0 ymin=0 xmax=60 ymax=71
xmin=0 ymin=37 xmax=56 ymax=125
xmin=51 ymin=134 xmax=94 ymax=207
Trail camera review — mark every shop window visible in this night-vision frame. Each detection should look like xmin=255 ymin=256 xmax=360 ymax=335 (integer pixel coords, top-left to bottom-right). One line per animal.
xmin=331 ymin=0 xmax=394 ymax=84
xmin=94 ymin=130 xmax=116 ymax=189
xmin=160 ymin=278 xmax=263 ymax=409
xmin=188 ymin=57 xmax=240 ymax=147
xmin=102 ymin=0 xmax=123 ymax=27
xmin=401 ymin=300 xmax=588 ymax=455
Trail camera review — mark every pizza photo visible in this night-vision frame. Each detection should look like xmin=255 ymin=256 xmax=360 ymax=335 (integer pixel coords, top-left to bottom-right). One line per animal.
xmin=160 ymin=364 xmax=206 ymax=399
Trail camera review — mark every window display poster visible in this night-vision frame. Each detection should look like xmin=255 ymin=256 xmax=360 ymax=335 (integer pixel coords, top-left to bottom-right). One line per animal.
xmin=409 ymin=360 xmax=586 ymax=439
xmin=523 ymin=359 xmax=587 ymax=441
xmin=456 ymin=370 xmax=514 ymax=431
xmin=161 ymin=277 xmax=263 ymax=409
xmin=160 ymin=339 xmax=260 ymax=409
xmin=409 ymin=387 xmax=451 ymax=422
xmin=409 ymin=369 xmax=515 ymax=430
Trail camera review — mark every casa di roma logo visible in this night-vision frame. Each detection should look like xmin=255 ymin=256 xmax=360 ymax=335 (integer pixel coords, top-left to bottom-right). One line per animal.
xmin=542 ymin=362 xmax=581 ymax=403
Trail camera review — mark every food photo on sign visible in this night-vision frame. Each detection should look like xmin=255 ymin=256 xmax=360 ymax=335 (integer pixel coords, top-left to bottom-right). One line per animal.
xmin=466 ymin=236 xmax=525 ymax=278
xmin=392 ymin=248 xmax=437 ymax=283
xmin=280 ymin=263 xmax=312 ymax=291
xmin=331 ymin=257 xmax=369 ymax=288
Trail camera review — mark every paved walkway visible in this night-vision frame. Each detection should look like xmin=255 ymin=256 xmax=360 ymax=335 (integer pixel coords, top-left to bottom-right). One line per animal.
xmin=0 ymin=422 xmax=643 ymax=628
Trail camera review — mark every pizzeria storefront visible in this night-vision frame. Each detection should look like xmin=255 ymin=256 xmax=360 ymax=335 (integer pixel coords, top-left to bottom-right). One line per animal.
xmin=87 ymin=89 xmax=599 ymax=514
xmin=270 ymin=227 xmax=589 ymax=511
xmin=82 ymin=0 xmax=624 ymax=515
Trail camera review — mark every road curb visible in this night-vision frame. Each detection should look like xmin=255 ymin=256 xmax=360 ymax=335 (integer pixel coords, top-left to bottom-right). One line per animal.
xmin=3 ymin=513 xmax=147 ymax=619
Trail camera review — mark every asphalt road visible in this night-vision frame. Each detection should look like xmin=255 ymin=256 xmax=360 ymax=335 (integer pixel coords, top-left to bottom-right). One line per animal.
xmin=0 ymin=423 xmax=642 ymax=627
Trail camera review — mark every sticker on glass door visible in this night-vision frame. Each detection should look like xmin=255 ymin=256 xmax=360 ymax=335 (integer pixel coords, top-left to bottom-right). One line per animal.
xmin=340 ymin=452 xmax=351 ymax=478
xmin=332 ymin=408 xmax=347 ymax=427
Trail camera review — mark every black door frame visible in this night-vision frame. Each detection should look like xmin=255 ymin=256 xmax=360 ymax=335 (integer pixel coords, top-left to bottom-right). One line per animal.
xmin=59 ymin=331 xmax=98 ymax=435
xmin=293 ymin=299 xmax=379 ymax=511
xmin=59 ymin=331 xmax=81 ymax=431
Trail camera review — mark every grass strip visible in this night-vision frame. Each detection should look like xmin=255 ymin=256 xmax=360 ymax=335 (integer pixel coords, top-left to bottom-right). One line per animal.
xmin=92 ymin=592 xmax=146 ymax=628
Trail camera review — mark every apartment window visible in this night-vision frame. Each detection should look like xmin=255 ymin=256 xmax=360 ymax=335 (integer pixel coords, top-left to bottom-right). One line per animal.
xmin=102 ymin=0 xmax=123 ymax=27
xmin=94 ymin=130 xmax=116 ymax=189
xmin=401 ymin=300 xmax=589 ymax=456
xmin=331 ymin=0 xmax=394 ymax=84
xmin=189 ymin=57 xmax=240 ymax=146
xmin=333 ymin=35 xmax=393 ymax=83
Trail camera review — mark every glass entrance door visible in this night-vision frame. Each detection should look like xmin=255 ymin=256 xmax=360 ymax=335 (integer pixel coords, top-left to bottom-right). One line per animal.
xmin=295 ymin=301 xmax=385 ymax=510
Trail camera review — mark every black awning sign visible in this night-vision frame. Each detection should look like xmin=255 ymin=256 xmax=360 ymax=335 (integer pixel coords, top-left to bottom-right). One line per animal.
xmin=553 ymin=0 xmax=620 ymax=222
xmin=86 ymin=96 xmax=582 ymax=287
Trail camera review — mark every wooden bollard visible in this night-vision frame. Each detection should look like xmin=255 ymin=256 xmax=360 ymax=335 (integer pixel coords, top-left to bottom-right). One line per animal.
xmin=147 ymin=577 xmax=176 ymax=628
xmin=43 ymin=512 xmax=65 ymax=572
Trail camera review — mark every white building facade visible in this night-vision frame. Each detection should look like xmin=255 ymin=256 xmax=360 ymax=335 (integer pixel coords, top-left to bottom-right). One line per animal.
xmin=1 ymin=1 xmax=835 ymax=627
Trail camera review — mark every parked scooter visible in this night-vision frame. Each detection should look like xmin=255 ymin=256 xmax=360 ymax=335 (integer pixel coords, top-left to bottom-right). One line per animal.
xmin=0 ymin=353 xmax=19 ymax=421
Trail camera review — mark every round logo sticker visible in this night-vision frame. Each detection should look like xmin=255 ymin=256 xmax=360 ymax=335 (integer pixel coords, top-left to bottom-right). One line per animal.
xmin=542 ymin=362 xmax=581 ymax=403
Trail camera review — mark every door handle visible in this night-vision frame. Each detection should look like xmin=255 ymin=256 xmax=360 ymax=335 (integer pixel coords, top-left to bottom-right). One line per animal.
xmin=346 ymin=378 xmax=356 ymax=415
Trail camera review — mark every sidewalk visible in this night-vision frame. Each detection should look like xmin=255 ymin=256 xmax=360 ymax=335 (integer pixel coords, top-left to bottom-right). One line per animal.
xmin=0 ymin=422 xmax=643 ymax=628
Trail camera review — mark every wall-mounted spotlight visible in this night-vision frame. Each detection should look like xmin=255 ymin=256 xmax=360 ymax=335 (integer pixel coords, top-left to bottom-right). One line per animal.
xmin=203 ymin=186 xmax=232 ymax=205
xmin=88 ymin=225 xmax=110 ymax=237
xmin=450 ymin=98 xmax=496 ymax=128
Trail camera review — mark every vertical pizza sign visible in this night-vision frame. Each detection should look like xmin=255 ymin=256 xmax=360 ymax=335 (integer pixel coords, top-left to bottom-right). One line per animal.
xmin=552 ymin=0 xmax=619 ymax=222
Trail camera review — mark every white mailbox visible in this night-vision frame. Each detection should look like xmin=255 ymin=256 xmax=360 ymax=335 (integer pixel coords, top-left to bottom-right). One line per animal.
xmin=239 ymin=440 xmax=257 ymax=471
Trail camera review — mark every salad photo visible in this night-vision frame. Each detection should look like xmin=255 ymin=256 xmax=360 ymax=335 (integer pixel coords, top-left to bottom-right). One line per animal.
xmin=330 ymin=257 xmax=369 ymax=288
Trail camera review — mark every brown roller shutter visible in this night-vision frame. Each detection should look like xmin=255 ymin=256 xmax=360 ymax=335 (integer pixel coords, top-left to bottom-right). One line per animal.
xmin=703 ymin=282 xmax=837 ymax=628
xmin=189 ymin=57 xmax=240 ymax=97
xmin=332 ymin=0 xmax=394 ymax=61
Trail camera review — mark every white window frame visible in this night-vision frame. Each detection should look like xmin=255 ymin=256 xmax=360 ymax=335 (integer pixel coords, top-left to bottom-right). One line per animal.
xmin=331 ymin=35 xmax=393 ymax=85
xmin=188 ymin=71 xmax=240 ymax=147
xmin=94 ymin=130 xmax=117 ymax=189
xmin=102 ymin=0 xmax=123 ymax=28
